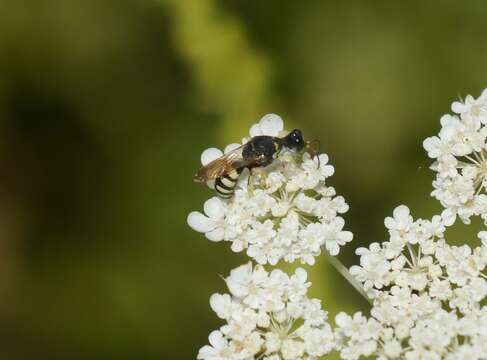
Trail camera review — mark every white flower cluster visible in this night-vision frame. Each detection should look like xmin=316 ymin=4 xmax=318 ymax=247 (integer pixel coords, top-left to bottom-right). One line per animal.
xmin=198 ymin=263 xmax=336 ymax=360
xmin=188 ymin=114 xmax=352 ymax=265
xmin=336 ymin=205 xmax=487 ymax=359
xmin=423 ymin=88 xmax=487 ymax=225
xmin=336 ymin=303 xmax=487 ymax=360
xmin=193 ymin=90 xmax=487 ymax=359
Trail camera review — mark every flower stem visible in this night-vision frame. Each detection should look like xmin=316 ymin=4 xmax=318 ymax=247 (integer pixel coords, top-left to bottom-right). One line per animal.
xmin=323 ymin=249 xmax=373 ymax=305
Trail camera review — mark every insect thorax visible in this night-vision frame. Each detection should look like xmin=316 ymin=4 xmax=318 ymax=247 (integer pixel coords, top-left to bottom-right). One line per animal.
xmin=242 ymin=136 xmax=279 ymax=167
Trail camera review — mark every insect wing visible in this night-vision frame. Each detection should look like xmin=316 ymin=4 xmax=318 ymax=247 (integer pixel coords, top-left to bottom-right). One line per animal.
xmin=194 ymin=145 xmax=246 ymax=182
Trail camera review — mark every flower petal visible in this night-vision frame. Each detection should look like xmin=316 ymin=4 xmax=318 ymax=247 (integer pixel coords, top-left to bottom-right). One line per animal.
xmin=249 ymin=123 xmax=262 ymax=137
xmin=259 ymin=113 xmax=283 ymax=136
xmin=451 ymin=101 xmax=466 ymax=114
xmin=197 ymin=345 xmax=217 ymax=359
xmin=393 ymin=205 xmax=410 ymax=219
xmin=201 ymin=148 xmax=223 ymax=166
xmin=384 ymin=217 xmax=395 ymax=229
xmin=441 ymin=208 xmax=456 ymax=226
xmin=187 ymin=211 xmax=215 ymax=233
xmin=206 ymin=227 xmax=224 ymax=242
xmin=226 ymin=263 xmax=252 ymax=297
xmin=209 ymin=293 xmax=231 ymax=319
xmin=224 ymin=143 xmax=241 ymax=153
xmin=294 ymin=267 xmax=307 ymax=282
xmin=208 ymin=330 xmax=226 ymax=349
xmin=204 ymin=197 xmax=225 ymax=219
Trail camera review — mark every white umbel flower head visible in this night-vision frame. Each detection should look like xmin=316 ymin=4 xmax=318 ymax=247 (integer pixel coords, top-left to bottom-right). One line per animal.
xmin=197 ymin=263 xmax=336 ymax=360
xmin=339 ymin=204 xmax=487 ymax=359
xmin=188 ymin=114 xmax=352 ymax=265
xmin=424 ymin=88 xmax=487 ymax=225
xmin=194 ymin=88 xmax=487 ymax=359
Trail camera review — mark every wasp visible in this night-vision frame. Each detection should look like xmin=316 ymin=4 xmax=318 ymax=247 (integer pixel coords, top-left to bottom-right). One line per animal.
xmin=194 ymin=129 xmax=319 ymax=199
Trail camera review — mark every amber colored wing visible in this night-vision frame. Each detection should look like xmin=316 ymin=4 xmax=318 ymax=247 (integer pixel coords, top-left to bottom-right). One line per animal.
xmin=194 ymin=145 xmax=250 ymax=182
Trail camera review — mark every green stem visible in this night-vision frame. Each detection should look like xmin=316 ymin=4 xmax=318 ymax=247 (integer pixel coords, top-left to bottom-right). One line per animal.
xmin=323 ymin=249 xmax=373 ymax=305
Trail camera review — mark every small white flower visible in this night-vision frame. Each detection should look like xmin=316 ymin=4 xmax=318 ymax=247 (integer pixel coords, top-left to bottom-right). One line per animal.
xmin=302 ymin=326 xmax=335 ymax=357
xmin=197 ymin=330 xmax=233 ymax=360
xmin=323 ymin=217 xmax=353 ymax=256
xmin=281 ymin=339 xmax=305 ymax=360
xmin=350 ymin=243 xmax=391 ymax=293
xmin=225 ymin=262 xmax=266 ymax=300
xmin=451 ymin=90 xmax=487 ymax=124
xmin=383 ymin=339 xmax=402 ymax=358
xmin=249 ymin=113 xmax=284 ymax=137
xmin=187 ymin=197 xmax=230 ymax=241
xmin=209 ymin=293 xmax=234 ymax=320
xmin=384 ymin=205 xmax=414 ymax=241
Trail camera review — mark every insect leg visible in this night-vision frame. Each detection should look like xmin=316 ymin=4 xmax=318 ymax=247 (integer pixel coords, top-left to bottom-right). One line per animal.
xmin=247 ymin=168 xmax=255 ymax=196
xmin=248 ymin=167 xmax=268 ymax=191
xmin=306 ymin=139 xmax=321 ymax=169
xmin=257 ymin=168 xmax=268 ymax=188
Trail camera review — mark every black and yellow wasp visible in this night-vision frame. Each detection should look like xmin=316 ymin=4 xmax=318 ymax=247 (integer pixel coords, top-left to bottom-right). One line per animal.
xmin=194 ymin=129 xmax=318 ymax=199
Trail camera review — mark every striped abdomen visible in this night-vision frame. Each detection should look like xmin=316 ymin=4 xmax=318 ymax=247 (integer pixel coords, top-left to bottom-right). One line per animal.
xmin=215 ymin=169 xmax=242 ymax=199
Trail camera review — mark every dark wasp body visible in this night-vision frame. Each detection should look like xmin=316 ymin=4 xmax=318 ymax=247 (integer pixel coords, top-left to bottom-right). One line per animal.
xmin=194 ymin=129 xmax=307 ymax=199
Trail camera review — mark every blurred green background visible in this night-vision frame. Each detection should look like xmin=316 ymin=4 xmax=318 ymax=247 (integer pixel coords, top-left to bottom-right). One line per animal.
xmin=1 ymin=0 xmax=487 ymax=359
